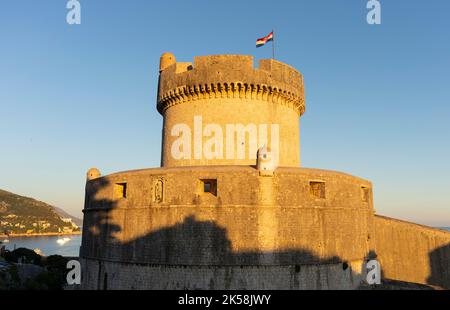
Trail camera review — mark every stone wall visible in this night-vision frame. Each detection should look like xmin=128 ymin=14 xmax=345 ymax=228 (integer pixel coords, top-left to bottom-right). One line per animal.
xmin=80 ymin=166 xmax=374 ymax=289
xmin=81 ymin=167 xmax=372 ymax=262
xmin=80 ymin=166 xmax=450 ymax=289
xmin=161 ymin=98 xmax=301 ymax=167
xmin=373 ymin=215 xmax=450 ymax=288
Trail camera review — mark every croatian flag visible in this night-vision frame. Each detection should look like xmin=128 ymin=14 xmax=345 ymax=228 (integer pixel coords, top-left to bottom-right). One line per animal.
xmin=256 ymin=31 xmax=274 ymax=48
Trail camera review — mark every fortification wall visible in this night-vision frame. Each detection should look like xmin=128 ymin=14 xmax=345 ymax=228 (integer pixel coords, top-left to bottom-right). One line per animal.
xmin=157 ymin=54 xmax=305 ymax=168
xmin=81 ymin=167 xmax=373 ymax=268
xmin=373 ymin=215 xmax=450 ymax=288
xmin=80 ymin=166 xmax=450 ymax=289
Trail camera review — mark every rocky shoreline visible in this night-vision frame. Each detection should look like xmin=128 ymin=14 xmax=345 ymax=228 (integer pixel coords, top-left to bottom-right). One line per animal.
xmin=0 ymin=231 xmax=81 ymax=239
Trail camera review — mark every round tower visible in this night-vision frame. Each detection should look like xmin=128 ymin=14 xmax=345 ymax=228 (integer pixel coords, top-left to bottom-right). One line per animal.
xmin=86 ymin=167 xmax=101 ymax=181
xmin=157 ymin=54 xmax=305 ymax=168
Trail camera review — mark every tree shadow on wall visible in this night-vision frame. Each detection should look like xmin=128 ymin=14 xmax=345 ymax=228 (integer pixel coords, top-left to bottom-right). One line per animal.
xmin=427 ymin=243 xmax=450 ymax=289
xmin=80 ymin=177 xmax=122 ymax=258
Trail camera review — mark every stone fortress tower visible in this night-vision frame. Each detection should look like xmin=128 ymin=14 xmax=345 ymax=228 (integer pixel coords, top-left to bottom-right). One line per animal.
xmin=158 ymin=53 xmax=303 ymax=168
xmin=80 ymin=53 xmax=450 ymax=290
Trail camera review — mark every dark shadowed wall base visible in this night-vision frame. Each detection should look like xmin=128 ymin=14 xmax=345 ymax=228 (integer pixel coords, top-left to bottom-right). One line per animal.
xmin=80 ymin=258 xmax=366 ymax=290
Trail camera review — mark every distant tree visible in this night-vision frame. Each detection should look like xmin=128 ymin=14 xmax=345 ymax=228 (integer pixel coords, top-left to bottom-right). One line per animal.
xmin=41 ymin=255 xmax=69 ymax=290
xmin=2 ymin=249 xmax=68 ymax=290
xmin=4 ymin=248 xmax=42 ymax=266
xmin=25 ymin=271 xmax=62 ymax=290
xmin=45 ymin=255 xmax=68 ymax=274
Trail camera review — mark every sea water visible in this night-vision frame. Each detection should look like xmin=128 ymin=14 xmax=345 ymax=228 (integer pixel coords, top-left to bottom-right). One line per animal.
xmin=2 ymin=235 xmax=82 ymax=257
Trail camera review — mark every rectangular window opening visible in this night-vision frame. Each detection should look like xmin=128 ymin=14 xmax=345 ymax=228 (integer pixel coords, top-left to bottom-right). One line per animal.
xmin=114 ymin=183 xmax=127 ymax=199
xmin=310 ymin=181 xmax=326 ymax=199
xmin=201 ymin=179 xmax=217 ymax=196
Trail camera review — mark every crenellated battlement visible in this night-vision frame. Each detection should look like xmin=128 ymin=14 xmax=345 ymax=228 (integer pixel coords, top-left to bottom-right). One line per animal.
xmin=157 ymin=54 xmax=305 ymax=116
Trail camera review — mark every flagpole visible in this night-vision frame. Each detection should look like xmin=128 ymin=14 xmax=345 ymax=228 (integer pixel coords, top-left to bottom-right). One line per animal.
xmin=272 ymin=29 xmax=275 ymax=59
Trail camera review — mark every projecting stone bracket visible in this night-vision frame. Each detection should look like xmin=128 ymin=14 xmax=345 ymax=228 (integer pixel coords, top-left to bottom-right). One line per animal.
xmin=157 ymin=82 xmax=305 ymax=116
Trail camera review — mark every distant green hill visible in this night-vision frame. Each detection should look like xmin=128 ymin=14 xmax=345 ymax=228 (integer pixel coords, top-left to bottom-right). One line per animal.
xmin=52 ymin=206 xmax=83 ymax=227
xmin=0 ymin=189 xmax=81 ymax=236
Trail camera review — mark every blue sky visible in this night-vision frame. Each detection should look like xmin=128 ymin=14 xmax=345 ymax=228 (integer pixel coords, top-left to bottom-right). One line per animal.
xmin=0 ymin=1 xmax=449 ymax=225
